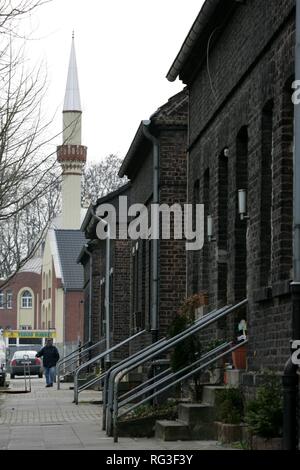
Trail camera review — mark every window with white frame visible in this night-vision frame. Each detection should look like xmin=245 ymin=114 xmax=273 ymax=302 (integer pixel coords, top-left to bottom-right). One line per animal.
xmin=0 ymin=292 xmax=4 ymax=309
xmin=21 ymin=290 xmax=33 ymax=309
xmin=7 ymin=292 xmax=12 ymax=309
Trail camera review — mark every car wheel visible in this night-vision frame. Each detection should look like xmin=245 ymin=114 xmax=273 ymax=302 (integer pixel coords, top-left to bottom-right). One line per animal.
xmin=38 ymin=372 xmax=43 ymax=378
xmin=10 ymin=374 xmax=15 ymax=379
xmin=0 ymin=379 xmax=4 ymax=387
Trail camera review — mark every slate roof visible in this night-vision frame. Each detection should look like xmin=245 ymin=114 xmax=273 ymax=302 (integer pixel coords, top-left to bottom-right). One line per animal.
xmin=55 ymin=230 xmax=85 ymax=290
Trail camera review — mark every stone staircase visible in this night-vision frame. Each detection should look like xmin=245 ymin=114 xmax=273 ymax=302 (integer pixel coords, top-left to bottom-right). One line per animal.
xmin=155 ymin=385 xmax=224 ymax=441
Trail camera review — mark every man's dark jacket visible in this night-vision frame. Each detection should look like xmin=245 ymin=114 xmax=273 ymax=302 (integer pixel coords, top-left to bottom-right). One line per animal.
xmin=36 ymin=345 xmax=60 ymax=368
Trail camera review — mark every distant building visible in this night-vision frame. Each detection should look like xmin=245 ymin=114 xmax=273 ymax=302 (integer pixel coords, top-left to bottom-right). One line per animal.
xmin=78 ymin=183 xmax=132 ymax=362
xmin=38 ymin=35 xmax=87 ymax=351
xmin=0 ymin=258 xmax=42 ymax=331
xmin=0 ymin=35 xmax=87 ymax=353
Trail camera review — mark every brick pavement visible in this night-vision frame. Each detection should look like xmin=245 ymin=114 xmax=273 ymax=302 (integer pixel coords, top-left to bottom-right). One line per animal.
xmin=0 ymin=378 xmax=231 ymax=450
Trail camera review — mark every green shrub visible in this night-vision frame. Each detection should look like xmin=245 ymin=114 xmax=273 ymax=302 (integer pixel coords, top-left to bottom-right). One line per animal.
xmin=123 ymin=402 xmax=178 ymax=421
xmin=245 ymin=374 xmax=283 ymax=438
xmin=169 ymin=314 xmax=201 ymax=372
xmin=215 ymin=388 xmax=244 ymax=424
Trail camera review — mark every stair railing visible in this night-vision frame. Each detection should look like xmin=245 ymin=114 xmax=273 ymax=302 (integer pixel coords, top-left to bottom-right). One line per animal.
xmin=112 ymin=339 xmax=248 ymax=442
xmin=73 ymin=330 xmax=146 ymax=404
xmin=105 ymin=299 xmax=248 ymax=442
xmin=105 ymin=304 xmax=231 ymax=434
xmin=57 ymin=339 xmax=106 ymax=390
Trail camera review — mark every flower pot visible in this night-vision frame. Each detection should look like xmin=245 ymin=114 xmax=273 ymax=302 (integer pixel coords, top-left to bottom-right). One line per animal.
xmin=232 ymin=345 xmax=247 ymax=370
xmin=215 ymin=422 xmax=246 ymax=444
xmin=251 ymin=435 xmax=283 ymax=450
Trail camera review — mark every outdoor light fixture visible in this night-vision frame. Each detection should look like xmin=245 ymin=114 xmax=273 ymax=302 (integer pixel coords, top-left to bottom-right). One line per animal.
xmin=207 ymin=215 xmax=216 ymax=242
xmin=223 ymin=147 xmax=229 ymax=157
xmin=238 ymin=189 xmax=249 ymax=220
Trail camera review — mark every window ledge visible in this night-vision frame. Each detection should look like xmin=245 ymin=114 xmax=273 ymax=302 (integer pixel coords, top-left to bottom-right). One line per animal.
xmin=253 ymin=286 xmax=272 ymax=303
xmin=254 ymin=281 xmax=291 ymax=302
xmin=272 ymin=280 xmax=291 ymax=298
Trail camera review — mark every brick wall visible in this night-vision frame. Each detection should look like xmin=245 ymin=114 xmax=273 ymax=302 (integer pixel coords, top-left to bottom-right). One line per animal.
xmin=64 ymin=291 xmax=84 ymax=344
xmin=126 ymin=95 xmax=188 ymax=350
xmin=0 ymin=271 xmax=41 ymax=330
xmin=183 ymin=0 xmax=295 ymax=371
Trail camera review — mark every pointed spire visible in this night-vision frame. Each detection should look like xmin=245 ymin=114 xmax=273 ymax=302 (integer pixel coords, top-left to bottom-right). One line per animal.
xmin=63 ymin=33 xmax=82 ymax=112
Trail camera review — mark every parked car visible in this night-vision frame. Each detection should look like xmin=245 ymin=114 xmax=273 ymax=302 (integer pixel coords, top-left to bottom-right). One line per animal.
xmin=0 ymin=337 xmax=7 ymax=386
xmin=10 ymin=350 xmax=43 ymax=378
xmin=0 ymin=354 xmax=6 ymax=386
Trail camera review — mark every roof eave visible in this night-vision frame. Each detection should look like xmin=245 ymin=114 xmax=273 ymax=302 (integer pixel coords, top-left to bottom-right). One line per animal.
xmin=166 ymin=0 xmax=224 ymax=82
xmin=118 ymin=123 xmax=148 ymax=178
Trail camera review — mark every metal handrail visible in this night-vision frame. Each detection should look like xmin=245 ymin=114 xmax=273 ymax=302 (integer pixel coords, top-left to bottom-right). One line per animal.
xmin=112 ymin=339 xmax=248 ymax=442
xmin=101 ymin=338 xmax=166 ymax=430
xmin=57 ymin=339 xmax=106 ymax=390
xmin=57 ymin=341 xmax=90 ymax=365
xmin=73 ymin=330 xmax=146 ymax=404
xmin=23 ymin=354 xmax=31 ymax=393
xmin=105 ymin=304 xmax=233 ymax=433
xmin=106 ymin=299 xmax=248 ymax=438
xmin=119 ymin=342 xmax=230 ymax=408
xmin=77 ymin=338 xmax=166 ymax=401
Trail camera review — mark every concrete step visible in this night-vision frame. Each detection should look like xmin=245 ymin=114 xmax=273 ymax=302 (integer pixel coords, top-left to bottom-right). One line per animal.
xmin=155 ymin=420 xmax=191 ymax=441
xmin=202 ymin=386 xmax=226 ymax=406
xmin=178 ymin=403 xmax=216 ymax=424
xmin=155 ymin=417 xmax=217 ymax=441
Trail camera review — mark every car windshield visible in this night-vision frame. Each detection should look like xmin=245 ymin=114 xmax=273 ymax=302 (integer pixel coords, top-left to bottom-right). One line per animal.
xmin=12 ymin=351 xmax=37 ymax=360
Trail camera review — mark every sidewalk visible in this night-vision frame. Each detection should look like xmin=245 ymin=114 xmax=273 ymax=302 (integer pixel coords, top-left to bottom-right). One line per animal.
xmin=0 ymin=378 xmax=231 ymax=450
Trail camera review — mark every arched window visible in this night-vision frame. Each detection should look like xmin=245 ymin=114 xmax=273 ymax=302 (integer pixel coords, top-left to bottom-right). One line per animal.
xmin=21 ymin=290 xmax=33 ymax=309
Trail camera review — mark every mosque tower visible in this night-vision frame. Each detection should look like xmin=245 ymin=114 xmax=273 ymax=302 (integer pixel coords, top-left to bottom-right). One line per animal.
xmin=57 ymin=33 xmax=87 ymax=229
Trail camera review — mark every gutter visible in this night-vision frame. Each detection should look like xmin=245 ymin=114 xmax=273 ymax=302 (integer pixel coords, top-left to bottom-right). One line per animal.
xmin=166 ymin=0 xmax=223 ymax=82
xmin=90 ymin=207 xmax=111 ymax=364
xmin=166 ymin=0 xmax=244 ymax=82
xmin=83 ymin=245 xmax=93 ymax=344
xmin=142 ymin=120 xmax=160 ymax=342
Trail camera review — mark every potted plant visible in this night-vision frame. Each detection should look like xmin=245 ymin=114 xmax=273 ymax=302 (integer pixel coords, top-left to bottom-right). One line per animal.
xmin=206 ymin=339 xmax=227 ymax=384
xmin=214 ymin=387 xmax=246 ymax=444
xmin=169 ymin=295 xmax=204 ymax=401
xmin=232 ymin=319 xmax=247 ymax=370
xmin=245 ymin=373 xmax=283 ymax=450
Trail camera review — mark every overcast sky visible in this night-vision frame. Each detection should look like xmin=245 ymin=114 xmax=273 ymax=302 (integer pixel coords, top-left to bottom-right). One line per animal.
xmin=28 ymin=0 xmax=203 ymax=163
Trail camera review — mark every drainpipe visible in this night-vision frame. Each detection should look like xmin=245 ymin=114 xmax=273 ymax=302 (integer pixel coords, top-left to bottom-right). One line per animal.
xmin=142 ymin=120 xmax=160 ymax=343
xmin=91 ymin=207 xmax=111 ymax=364
xmin=283 ymin=1 xmax=300 ymax=450
xmin=83 ymin=246 xmax=93 ymax=344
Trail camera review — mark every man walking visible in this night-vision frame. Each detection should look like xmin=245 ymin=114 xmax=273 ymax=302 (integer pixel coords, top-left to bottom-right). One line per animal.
xmin=36 ymin=338 xmax=60 ymax=388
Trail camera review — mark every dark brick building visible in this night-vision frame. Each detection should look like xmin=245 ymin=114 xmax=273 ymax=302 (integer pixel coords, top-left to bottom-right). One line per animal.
xmin=78 ymin=183 xmax=132 ymax=361
xmin=167 ymin=0 xmax=296 ymax=378
xmin=119 ymin=90 xmax=188 ymax=350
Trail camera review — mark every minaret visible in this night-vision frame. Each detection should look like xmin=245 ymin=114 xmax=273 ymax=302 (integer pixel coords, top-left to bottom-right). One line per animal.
xmin=57 ymin=33 xmax=87 ymax=230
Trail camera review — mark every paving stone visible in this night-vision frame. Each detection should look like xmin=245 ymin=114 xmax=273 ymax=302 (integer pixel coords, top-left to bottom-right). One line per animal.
xmin=0 ymin=378 xmax=233 ymax=450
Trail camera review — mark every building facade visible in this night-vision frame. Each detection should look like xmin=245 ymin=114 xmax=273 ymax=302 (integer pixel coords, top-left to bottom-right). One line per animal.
xmin=0 ymin=258 xmax=42 ymax=331
xmin=119 ymin=90 xmax=188 ymax=350
xmin=167 ymin=0 xmax=296 ymax=381
xmin=79 ymin=183 xmax=132 ymax=361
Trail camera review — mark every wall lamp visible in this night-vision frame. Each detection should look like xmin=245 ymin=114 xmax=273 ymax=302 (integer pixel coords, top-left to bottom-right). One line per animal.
xmin=223 ymin=147 xmax=229 ymax=158
xmin=238 ymin=189 xmax=250 ymax=220
xmin=207 ymin=215 xmax=216 ymax=242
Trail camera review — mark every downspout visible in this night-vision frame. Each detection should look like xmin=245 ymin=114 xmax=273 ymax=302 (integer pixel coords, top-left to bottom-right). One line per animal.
xmin=142 ymin=120 xmax=160 ymax=343
xmin=283 ymin=2 xmax=300 ymax=450
xmin=83 ymin=246 xmax=93 ymax=345
xmin=91 ymin=207 xmax=111 ymax=364
xmin=63 ymin=287 xmax=67 ymax=358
